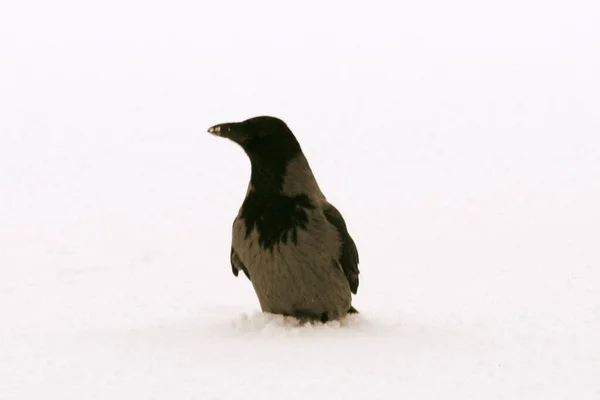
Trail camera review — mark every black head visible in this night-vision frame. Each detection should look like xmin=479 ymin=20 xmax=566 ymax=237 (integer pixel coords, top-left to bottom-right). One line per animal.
xmin=208 ymin=116 xmax=301 ymax=163
xmin=210 ymin=116 xmax=316 ymax=249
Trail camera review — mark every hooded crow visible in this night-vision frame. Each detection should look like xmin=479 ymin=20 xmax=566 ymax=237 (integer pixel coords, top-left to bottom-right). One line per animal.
xmin=208 ymin=116 xmax=359 ymax=322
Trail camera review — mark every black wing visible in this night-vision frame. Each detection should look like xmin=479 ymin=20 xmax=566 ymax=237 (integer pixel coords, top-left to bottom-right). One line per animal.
xmin=230 ymin=247 xmax=250 ymax=280
xmin=323 ymin=202 xmax=360 ymax=294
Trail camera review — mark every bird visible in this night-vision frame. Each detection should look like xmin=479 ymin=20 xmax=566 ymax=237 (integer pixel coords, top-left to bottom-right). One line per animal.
xmin=207 ymin=116 xmax=360 ymax=322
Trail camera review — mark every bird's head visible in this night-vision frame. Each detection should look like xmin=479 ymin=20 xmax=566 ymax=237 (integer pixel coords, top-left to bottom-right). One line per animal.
xmin=208 ymin=116 xmax=301 ymax=162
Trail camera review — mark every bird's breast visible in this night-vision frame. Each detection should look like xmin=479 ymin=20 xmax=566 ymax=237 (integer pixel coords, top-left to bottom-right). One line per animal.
xmin=238 ymin=192 xmax=316 ymax=250
xmin=232 ymin=199 xmax=341 ymax=275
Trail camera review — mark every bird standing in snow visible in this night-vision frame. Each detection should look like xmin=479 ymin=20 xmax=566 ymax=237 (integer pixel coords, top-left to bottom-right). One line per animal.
xmin=208 ymin=116 xmax=359 ymax=322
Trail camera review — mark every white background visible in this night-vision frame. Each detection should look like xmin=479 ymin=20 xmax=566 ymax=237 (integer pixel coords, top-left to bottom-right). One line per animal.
xmin=1 ymin=1 xmax=599 ymax=398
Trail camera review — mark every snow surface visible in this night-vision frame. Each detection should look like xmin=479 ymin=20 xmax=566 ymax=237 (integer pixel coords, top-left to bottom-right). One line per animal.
xmin=1 ymin=1 xmax=600 ymax=399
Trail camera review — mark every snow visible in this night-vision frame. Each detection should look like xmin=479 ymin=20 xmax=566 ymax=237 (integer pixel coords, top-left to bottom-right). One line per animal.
xmin=1 ymin=1 xmax=600 ymax=399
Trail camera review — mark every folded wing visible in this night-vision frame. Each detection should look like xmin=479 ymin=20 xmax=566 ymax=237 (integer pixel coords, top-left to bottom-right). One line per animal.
xmin=323 ymin=202 xmax=360 ymax=294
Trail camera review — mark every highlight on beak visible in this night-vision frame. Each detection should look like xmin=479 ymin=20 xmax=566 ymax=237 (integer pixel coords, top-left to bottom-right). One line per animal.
xmin=207 ymin=125 xmax=221 ymax=135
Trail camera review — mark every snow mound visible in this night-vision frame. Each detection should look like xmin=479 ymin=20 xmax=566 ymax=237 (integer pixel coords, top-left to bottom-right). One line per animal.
xmin=230 ymin=311 xmax=368 ymax=334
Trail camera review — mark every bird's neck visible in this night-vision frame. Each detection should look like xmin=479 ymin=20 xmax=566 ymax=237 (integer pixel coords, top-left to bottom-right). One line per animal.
xmin=247 ymin=154 xmax=325 ymax=202
xmin=248 ymin=157 xmax=286 ymax=195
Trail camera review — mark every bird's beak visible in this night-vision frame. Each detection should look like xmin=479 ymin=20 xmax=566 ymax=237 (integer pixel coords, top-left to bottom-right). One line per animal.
xmin=207 ymin=123 xmax=231 ymax=137
xmin=207 ymin=122 xmax=248 ymax=144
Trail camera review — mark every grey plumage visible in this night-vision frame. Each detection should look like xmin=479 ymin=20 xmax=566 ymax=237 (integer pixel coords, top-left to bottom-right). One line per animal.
xmin=208 ymin=116 xmax=360 ymax=322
